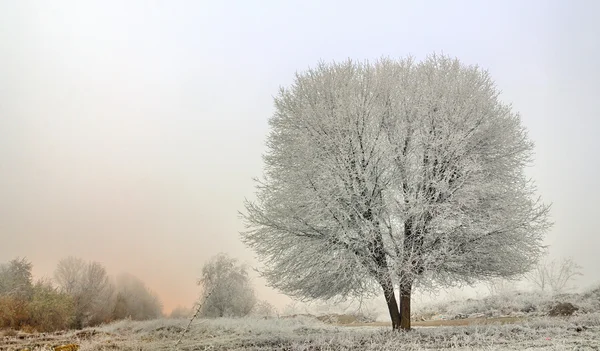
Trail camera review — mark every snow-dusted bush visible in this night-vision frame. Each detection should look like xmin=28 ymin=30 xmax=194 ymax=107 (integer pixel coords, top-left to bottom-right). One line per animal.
xmin=413 ymin=286 xmax=600 ymax=321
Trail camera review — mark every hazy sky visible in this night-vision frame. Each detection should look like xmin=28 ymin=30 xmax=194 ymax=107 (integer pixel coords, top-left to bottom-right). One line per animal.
xmin=1 ymin=1 xmax=598 ymax=313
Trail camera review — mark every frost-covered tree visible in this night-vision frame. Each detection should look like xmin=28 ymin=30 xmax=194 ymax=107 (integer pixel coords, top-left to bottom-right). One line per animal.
xmin=54 ymin=256 xmax=85 ymax=296
xmin=198 ymin=253 xmax=256 ymax=318
xmin=54 ymin=257 xmax=114 ymax=327
xmin=0 ymin=257 xmax=33 ymax=299
xmin=526 ymin=257 xmax=582 ymax=294
xmin=242 ymin=55 xmax=550 ymax=330
xmin=0 ymin=258 xmax=34 ymax=329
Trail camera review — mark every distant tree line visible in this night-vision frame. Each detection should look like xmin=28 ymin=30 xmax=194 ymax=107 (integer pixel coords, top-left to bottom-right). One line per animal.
xmin=0 ymin=257 xmax=163 ymax=332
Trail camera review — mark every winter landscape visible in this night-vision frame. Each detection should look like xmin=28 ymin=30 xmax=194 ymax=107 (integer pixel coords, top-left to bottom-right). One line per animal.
xmin=1 ymin=1 xmax=599 ymax=350
xmin=2 ymin=286 xmax=600 ymax=350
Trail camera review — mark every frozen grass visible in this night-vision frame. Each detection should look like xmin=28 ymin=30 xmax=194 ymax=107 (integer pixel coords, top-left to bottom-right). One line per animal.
xmin=2 ymin=313 xmax=599 ymax=350
xmin=413 ymin=285 xmax=600 ymax=320
xmin=2 ymin=287 xmax=599 ymax=350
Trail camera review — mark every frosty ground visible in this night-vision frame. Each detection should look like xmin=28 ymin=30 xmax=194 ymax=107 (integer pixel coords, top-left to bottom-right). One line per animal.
xmin=3 ymin=288 xmax=600 ymax=350
xmin=2 ymin=312 xmax=599 ymax=351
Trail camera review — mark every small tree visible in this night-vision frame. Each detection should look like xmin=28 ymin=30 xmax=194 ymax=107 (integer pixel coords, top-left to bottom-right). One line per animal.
xmin=54 ymin=256 xmax=85 ymax=295
xmin=242 ymin=55 xmax=550 ymax=330
xmin=527 ymin=257 xmax=582 ymax=294
xmin=198 ymin=253 xmax=256 ymax=318
xmin=0 ymin=257 xmax=34 ymax=299
xmin=54 ymin=257 xmax=114 ymax=328
xmin=0 ymin=258 xmax=34 ymax=329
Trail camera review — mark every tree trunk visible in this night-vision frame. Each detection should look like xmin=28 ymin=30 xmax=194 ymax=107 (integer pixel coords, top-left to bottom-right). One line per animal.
xmin=399 ymin=282 xmax=412 ymax=331
xmin=381 ymin=280 xmax=401 ymax=330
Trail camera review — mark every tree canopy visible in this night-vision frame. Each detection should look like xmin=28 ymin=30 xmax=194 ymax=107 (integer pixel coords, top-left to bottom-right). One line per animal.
xmin=242 ymin=55 xmax=550 ymax=330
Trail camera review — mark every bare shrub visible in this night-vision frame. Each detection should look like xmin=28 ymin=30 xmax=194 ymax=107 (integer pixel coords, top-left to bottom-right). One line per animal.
xmin=27 ymin=279 xmax=74 ymax=332
xmin=251 ymin=300 xmax=277 ymax=318
xmin=0 ymin=295 xmax=29 ymax=329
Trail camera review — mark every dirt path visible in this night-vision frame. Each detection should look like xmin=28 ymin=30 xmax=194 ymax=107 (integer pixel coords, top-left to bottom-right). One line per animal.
xmin=341 ymin=316 xmax=525 ymax=328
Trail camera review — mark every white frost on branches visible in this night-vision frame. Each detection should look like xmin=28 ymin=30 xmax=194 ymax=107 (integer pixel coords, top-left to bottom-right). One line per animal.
xmin=197 ymin=253 xmax=256 ymax=318
xmin=526 ymin=257 xmax=583 ymax=294
xmin=242 ymin=55 xmax=550 ymax=328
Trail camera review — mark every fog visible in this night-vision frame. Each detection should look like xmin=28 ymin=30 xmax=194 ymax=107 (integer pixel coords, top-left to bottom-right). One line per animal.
xmin=1 ymin=1 xmax=598 ymax=314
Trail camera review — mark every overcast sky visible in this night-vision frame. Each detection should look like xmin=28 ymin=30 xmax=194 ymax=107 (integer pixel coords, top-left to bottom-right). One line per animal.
xmin=0 ymin=0 xmax=598 ymax=313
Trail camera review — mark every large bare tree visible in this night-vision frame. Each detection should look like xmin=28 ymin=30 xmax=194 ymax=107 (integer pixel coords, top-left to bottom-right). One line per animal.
xmin=242 ymin=55 xmax=550 ymax=330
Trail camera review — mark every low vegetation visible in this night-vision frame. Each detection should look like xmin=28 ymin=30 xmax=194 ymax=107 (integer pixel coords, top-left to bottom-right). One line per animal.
xmin=2 ymin=253 xmax=596 ymax=349
xmin=412 ymin=285 xmax=600 ymax=322
xmin=0 ymin=257 xmax=163 ymax=332
xmin=2 ymin=312 xmax=599 ymax=350
xmin=1 ymin=285 xmax=599 ymax=349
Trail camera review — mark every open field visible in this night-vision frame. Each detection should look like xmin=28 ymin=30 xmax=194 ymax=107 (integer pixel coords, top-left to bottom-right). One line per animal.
xmin=2 ymin=313 xmax=599 ymax=351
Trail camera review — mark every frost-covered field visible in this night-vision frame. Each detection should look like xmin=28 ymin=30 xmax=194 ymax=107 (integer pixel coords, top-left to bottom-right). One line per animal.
xmin=412 ymin=288 xmax=600 ymax=321
xmin=2 ymin=313 xmax=600 ymax=350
